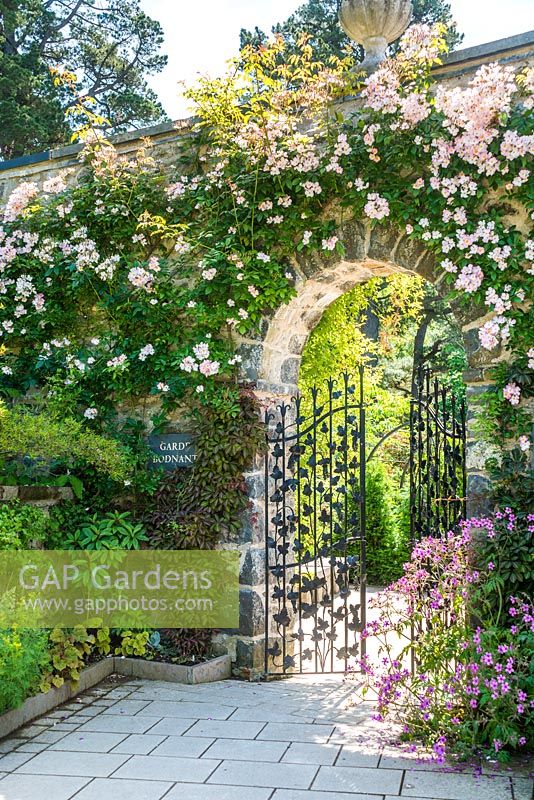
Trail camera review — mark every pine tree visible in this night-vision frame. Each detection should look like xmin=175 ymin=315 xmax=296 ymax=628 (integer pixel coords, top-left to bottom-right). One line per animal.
xmin=0 ymin=0 xmax=168 ymax=159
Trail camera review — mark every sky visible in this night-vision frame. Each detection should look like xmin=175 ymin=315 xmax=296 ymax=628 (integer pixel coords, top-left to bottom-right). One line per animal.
xmin=140 ymin=0 xmax=534 ymax=120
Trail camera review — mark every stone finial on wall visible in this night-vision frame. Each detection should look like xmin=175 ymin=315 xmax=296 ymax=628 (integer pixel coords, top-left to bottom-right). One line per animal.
xmin=338 ymin=0 xmax=413 ymax=71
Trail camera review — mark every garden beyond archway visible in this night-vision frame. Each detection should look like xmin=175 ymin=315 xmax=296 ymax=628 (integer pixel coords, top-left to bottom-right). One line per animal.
xmin=238 ymin=220 xmax=471 ymax=676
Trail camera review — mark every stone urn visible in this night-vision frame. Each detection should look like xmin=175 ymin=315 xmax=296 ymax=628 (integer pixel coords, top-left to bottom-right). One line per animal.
xmin=339 ymin=0 xmax=413 ymax=71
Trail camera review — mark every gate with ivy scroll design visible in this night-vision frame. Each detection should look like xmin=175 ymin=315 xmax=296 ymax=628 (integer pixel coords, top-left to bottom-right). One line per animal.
xmin=263 ymin=370 xmax=366 ymax=676
xmin=262 ymin=366 xmax=467 ymax=677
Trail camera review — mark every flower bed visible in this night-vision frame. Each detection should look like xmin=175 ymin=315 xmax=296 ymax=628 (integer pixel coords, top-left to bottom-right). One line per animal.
xmin=0 ymin=654 xmax=231 ymax=741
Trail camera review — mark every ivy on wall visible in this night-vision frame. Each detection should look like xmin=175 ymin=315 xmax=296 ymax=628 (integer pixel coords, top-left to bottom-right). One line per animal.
xmin=143 ymin=388 xmax=265 ymax=548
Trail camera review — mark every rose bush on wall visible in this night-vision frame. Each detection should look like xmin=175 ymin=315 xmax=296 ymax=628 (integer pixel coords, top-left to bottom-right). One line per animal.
xmin=0 ymin=24 xmax=532 ymax=478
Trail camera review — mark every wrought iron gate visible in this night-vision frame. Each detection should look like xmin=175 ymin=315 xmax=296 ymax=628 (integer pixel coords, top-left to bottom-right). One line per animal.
xmin=409 ymin=367 xmax=467 ymax=541
xmin=263 ymin=366 xmax=467 ymax=677
xmin=264 ymin=370 xmax=366 ymax=676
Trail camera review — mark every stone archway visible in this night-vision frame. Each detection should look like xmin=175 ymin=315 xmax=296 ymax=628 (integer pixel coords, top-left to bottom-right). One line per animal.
xmin=244 ymin=219 xmax=491 ymax=397
xmin=230 ymin=218 xmax=503 ymax=676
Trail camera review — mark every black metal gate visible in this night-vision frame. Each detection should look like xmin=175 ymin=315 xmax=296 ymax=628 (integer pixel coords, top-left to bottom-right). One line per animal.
xmin=409 ymin=367 xmax=467 ymax=542
xmin=264 ymin=370 xmax=366 ymax=676
xmin=263 ymin=366 xmax=466 ymax=677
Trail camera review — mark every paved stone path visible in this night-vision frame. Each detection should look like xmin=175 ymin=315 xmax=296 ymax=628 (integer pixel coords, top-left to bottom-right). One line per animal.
xmin=0 ymin=675 xmax=531 ymax=799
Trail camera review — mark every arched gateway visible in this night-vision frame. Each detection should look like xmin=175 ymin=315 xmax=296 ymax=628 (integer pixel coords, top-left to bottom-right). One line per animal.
xmin=229 ymin=218 xmax=497 ymax=677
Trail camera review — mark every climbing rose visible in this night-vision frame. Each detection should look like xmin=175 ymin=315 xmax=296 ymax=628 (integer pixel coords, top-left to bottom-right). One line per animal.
xmin=503 ymin=382 xmax=521 ymax=406
xmin=519 ymin=435 xmax=531 ymax=452
xmin=364 ymin=193 xmax=390 ymax=220
xmin=198 ymin=359 xmax=220 ymax=377
xmin=455 ymin=264 xmax=483 ymax=294
xmin=321 ymin=236 xmax=339 ymax=251
xmin=138 ymin=344 xmax=155 ymax=361
xmin=3 ymin=182 xmax=39 ymax=222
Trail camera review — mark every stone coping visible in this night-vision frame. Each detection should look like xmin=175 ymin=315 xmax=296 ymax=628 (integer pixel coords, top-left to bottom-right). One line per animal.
xmin=0 ymin=485 xmax=74 ymax=503
xmin=441 ymin=29 xmax=534 ymax=67
xmin=1 ymin=30 xmax=532 ymax=175
xmin=0 ymin=654 xmax=231 ymax=741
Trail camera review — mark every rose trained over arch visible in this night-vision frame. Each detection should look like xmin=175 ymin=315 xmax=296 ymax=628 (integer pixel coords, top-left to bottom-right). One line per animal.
xmin=0 ymin=24 xmax=532 ymax=464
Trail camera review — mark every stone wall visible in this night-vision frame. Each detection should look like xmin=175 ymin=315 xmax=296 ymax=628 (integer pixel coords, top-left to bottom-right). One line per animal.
xmin=1 ymin=32 xmax=532 ymax=202
xmin=1 ymin=31 xmax=532 ymax=677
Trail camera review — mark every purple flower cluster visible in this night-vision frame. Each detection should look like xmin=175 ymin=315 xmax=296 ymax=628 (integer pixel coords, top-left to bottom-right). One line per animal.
xmin=359 ymin=512 xmax=533 ymax=763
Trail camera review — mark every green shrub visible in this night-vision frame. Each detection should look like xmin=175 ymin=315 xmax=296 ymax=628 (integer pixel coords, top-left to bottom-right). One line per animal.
xmin=46 ymin=501 xmax=97 ymax=549
xmin=0 ymin=403 xmax=132 ymax=483
xmin=365 ymin=461 xmax=408 ymax=585
xmin=63 ymin=511 xmax=148 ymax=550
xmin=0 ymin=628 xmax=50 ymax=712
xmin=0 ymin=502 xmax=49 ymax=549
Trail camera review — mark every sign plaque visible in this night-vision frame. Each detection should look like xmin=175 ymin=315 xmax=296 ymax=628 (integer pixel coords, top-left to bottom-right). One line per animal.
xmin=148 ymin=433 xmax=197 ymax=470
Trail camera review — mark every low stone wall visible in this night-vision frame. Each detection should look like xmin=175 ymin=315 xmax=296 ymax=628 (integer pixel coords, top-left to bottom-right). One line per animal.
xmin=0 ymin=654 xmax=232 ymax=741
xmin=0 ymin=485 xmax=74 ymax=515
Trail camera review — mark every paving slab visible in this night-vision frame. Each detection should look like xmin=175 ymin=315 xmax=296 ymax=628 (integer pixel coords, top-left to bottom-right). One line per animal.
xmin=47 ymin=721 xmax=83 ymax=731
xmin=380 ymin=753 xmax=447 ymax=771
xmin=273 ymin=792 xmax=383 ymax=800
xmin=15 ymin=750 xmax=130 ymax=777
xmin=110 ymin=733 xmax=167 ymax=755
xmin=258 ymin=722 xmax=334 ymax=744
xmin=202 ymin=738 xmax=288 ymax=762
xmin=112 ymin=754 xmax=220 ymax=782
xmin=511 ymin=777 xmax=534 ymax=800
xmin=15 ymin=741 xmax=50 ymax=753
xmin=30 ymin=729 xmax=69 ymax=744
xmin=71 ymin=777 xmax=173 ymax=800
xmin=70 ymin=705 xmax=106 ymax=717
xmin=128 ymin=689 xmax=199 ymax=703
xmin=0 ymin=738 xmax=26 ymax=751
xmin=136 ymin=700 xmax=235 ymax=719
xmin=78 ymin=715 xmax=164 ymax=734
xmin=102 ymin=700 xmax=151 ymax=715
xmin=336 ymin=744 xmax=381 ymax=768
xmin=208 ymin=759 xmax=318 ymax=789
xmin=150 ymin=735 xmax=214 ymax=758
xmin=143 ymin=718 xmax=197 ymax=736
xmin=0 ymin=773 xmax=90 ymax=800
xmin=0 ymin=751 xmax=36 ymax=771
xmin=164 ymin=784 xmax=272 ymax=800
xmin=49 ymin=731 xmax=128 ymax=752
xmin=312 ymin=764 xmax=403 ymax=795
xmin=184 ymin=719 xmax=265 ymax=739
xmin=229 ymin=707 xmax=317 ymax=724
xmin=15 ymin=725 xmax=47 ymax=738
xmin=282 ymin=742 xmax=340 ymax=766
xmin=105 ymin=689 xmax=135 ymax=699
xmin=400 ymin=769 xmax=513 ymax=799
